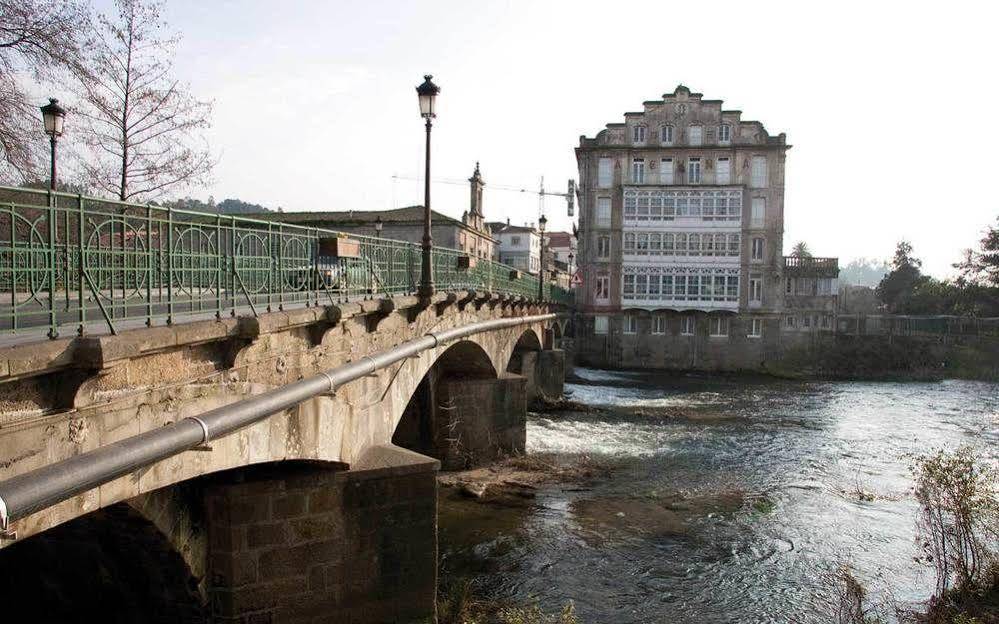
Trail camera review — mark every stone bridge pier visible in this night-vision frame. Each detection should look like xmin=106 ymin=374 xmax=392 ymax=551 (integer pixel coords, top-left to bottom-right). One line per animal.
xmin=0 ymin=293 xmax=566 ymax=622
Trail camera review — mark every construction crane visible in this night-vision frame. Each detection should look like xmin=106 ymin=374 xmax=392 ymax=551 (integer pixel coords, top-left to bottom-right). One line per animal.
xmin=390 ymin=174 xmax=576 ymax=219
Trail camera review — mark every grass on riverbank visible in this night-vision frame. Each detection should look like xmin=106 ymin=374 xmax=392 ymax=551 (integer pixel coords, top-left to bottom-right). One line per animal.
xmin=437 ymin=578 xmax=578 ymax=624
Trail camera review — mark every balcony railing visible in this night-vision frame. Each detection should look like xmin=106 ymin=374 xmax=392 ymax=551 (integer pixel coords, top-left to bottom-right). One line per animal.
xmin=783 ymin=256 xmax=839 ymax=276
xmin=0 ymin=186 xmax=570 ymax=339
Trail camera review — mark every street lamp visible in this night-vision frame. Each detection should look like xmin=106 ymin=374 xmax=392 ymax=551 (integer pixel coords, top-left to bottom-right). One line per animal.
xmin=568 ymin=251 xmax=575 ymax=278
xmin=537 ymin=214 xmax=547 ymax=302
xmin=374 ymin=215 xmax=383 ymax=239
xmin=416 ymin=74 xmax=440 ymax=299
xmin=40 ymin=98 xmax=66 ymax=191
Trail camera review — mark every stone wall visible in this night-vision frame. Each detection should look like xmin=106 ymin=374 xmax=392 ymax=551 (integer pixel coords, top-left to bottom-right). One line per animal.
xmin=435 ymin=373 xmax=527 ymax=469
xmin=205 ymin=449 xmax=438 ymax=624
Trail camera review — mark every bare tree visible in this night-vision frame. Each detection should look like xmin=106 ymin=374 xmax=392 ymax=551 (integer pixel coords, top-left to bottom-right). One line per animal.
xmin=75 ymin=0 xmax=213 ymax=201
xmin=0 ymin=0 xmax=89 ymax=182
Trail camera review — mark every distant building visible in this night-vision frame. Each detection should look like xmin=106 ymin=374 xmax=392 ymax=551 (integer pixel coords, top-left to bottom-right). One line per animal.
xmin=251 ymin=164 xmax=497 ymax=260
xmin=547 ymin=231 xmax=576 ymax=276
xmin=574 ymin=84 xmax=838 ymax=370
xmin=488 ymin=221 xmax=541 ymax=273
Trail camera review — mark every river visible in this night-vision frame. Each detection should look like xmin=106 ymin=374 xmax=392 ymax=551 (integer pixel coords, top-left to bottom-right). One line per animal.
xmin=438 ymin=368 xmax=999 ymax=623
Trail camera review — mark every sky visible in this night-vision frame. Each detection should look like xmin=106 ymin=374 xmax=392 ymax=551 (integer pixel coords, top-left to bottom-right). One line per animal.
xmin=87 ymin=0 xmax=998 ymax=278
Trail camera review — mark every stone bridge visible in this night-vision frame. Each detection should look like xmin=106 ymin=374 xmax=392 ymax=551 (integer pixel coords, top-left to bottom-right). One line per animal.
xmin=0 ymin=291 xmax=567 ymax=623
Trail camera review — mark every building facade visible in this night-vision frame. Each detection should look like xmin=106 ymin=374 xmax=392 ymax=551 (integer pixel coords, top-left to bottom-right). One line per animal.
xmin=575 ymin=85 xmax=837 ymax=370
xmin=253 ymin=164 xmax=497 ymax=261
xmin=488 ymin=221 xmax=542 ymax=273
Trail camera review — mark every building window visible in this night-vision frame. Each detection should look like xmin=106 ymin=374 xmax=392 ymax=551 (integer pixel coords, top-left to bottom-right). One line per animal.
xmin=681 ymin=315 xmax=695 ymax=336
xmin=689 ymin=125 xmax=703 ymax=146
xmin=719 ymin=124 xmax=731 ymax=144
xmin=597 ymin=235 xmax=610 ymax=259
xmin=687 ymin=158 xmax=701 ymax=184
xmin=751 ymin=198 xmax=765 ymax=228
xmin=660 ymin=158 xmax=674 ymax=184
xmin=785 ymin=315 xmax=796 ymax=328
xmin=598 ymin=158 xmax=613 ymax=188
xmin=752 ymin=237 xmax=764 ymax=261
xmin=652 ymin=315 xmax=666 ymax=334
xmin=803 ymin=314 xmax=812 ymax=329
xmin=594 ymin=275 xmax=609 ymax=301
xmin=751 ymin=156 xmax=768 ymax=188
xmin=511 ymin=235 xmax=521 ymax=246
xmin=749 ymin=318 xmax=763 ymax=338
xmin=632 ymin=125 xmax=647 ymax=144
xmin=709 ymin=316 xmax=729 ymax=337
xmin=596 ymin=197 xmax=611 ymax=227
xmin=821 ymin=314 xmax=832 ymax=329
xmin=594 ymin=316 xmax=609 ymax=334
xmin=624 ymin=315 xmax=638 ymax=334
xmin=716 ymin=157 xmax=731 ymax=184
xmin=660 ymin=125 xmax=674 ymax=145
xmin=750 ymin=274 xmax=763 ymax=303
xmin=632 ymin=159 xmax=646 ymax=184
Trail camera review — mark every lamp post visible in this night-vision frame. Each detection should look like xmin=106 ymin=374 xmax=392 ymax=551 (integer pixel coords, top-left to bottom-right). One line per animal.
xmin=537 ymin=214 xmax=547 ymax=302
xmin=40 ymin=98 xmax=66 ymax=191
xmin=568 ymin=251 xmax=575 ymax=282
xmin=416 ymin=74 xmax=440 ymax=299
xmin=374 ymin=215 xmax=383 ymax=239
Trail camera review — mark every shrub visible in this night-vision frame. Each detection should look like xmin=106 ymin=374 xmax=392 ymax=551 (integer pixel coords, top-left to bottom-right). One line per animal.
xmin=912 ymin=447 xmax=999 ymax=601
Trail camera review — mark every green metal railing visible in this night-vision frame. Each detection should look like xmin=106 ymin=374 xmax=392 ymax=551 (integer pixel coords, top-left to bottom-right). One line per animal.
xmin=0 ymin=186 xmax=571 ymax=339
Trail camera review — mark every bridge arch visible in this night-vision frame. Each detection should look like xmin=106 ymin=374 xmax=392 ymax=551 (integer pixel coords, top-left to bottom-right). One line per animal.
xmin=0 ymin=500 xmax=206 ymax=622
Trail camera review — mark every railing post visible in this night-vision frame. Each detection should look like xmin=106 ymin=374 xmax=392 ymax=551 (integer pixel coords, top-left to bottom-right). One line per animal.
xmin=46 ymin=190 xmax=58 ymax=338
xmin=166 ymin=206 xmax=174 ymax=325
xmin=215 ymin=214 xmax=223 ymax=320
xmin=77 ymin=195 xmax=85 ymax=335
xmin=145 ymin=204 xmax=153 ymax=326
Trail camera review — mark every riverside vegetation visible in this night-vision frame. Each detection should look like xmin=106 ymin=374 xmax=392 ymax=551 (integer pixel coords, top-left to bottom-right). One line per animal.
xmin=836 ymin=447 xmax=999 ymax=624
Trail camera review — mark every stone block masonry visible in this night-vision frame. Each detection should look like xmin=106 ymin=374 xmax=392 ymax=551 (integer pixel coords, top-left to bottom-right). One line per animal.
xmin=205 ymin=446 xmax=438 ymax=624
xmin=435 ymin=373 xmax=527 ymax=470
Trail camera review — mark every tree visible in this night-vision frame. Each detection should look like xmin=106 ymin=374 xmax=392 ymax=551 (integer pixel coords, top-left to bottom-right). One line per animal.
xmin=74 ymin=0 xmax=213 ymax=201
xmin=955 ymin=216 xmax=999 ymax=288
xmin=0 ymin=0 xmax=89 ymax=181
xmin=790 ymin=241 xmax=812 ymax=258
xmin=876 ymin=241 xmax=923 ymax=313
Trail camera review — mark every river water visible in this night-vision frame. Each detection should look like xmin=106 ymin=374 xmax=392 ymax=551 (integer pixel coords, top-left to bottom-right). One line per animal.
xmin=438 ymin=369 xmax=999 ymax=623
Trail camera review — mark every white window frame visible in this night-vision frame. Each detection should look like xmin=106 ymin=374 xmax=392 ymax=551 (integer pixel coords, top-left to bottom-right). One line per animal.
xmin=660 ymin=158 xmax=674 ymax=185
xmin=632 ymin=159 xmax=646 ymax=184
xmin=594 ymin=315 xmax=609 ymax=335
xmin=596 ymin=197 xmax=611 ymax=228
xmin=785 ymin=315 xmax=796 ymax=329
xmin=652 ymin=315 xmax=666 ymax=335
xmin=751 ymin=198 xmax=765 ymax=228
xmin=660 ymin=125 xmax=674 ymax=145
xmin=597 ymin=235 xmax=610 ymax=259
xmin=716 ymin=157 xmax=731 ymax=185
xmin=633 ymin=124 xmax=647 ymax=144
xmin=751 ymin=156 xmax=768 ymax=188
xmin=749 ymin=318 xmax=763 ymax=338
xmin=751 ymin=237 xmax=764 ymax=261
xmin=709 ymin=316 xmax=729 ymax=337
xmin=718 ymin=124 xmax=731 ymax=144
xmin=598 ymin=158 xmax=613 ymax=188
xmin=689 ymin=125 xmax=703 ymax=146
xmin=687 ymin=158 xmax=701 ymax=184
xmin=680 ymin=315 xmax=695 ymax=336
xmin=749 ymin=275 xmax=763 ymax=304
xmin=595 ymin=275 xmax=609 ymax=301
xmin=624 ymin=315 xmax=638 ymax=334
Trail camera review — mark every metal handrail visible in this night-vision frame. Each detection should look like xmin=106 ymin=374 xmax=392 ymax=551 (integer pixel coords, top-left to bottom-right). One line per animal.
xmin=0 ymin=312 xmax=556 ymax=532
xmin=0 ymin=186 xmax=572 ymax=337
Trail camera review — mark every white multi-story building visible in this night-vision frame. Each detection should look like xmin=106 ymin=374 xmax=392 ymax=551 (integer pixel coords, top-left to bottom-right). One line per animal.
xmin=574 ymin=85 xmax=837 ymax=370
